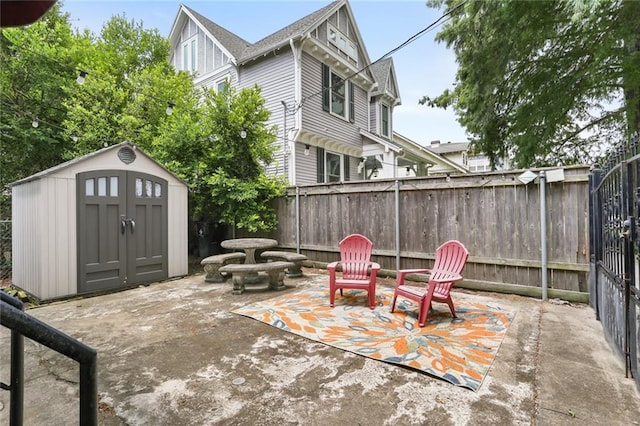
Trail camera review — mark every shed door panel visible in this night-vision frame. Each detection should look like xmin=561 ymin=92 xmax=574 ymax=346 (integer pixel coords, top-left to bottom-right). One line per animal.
xmin=127 ymin=173 xmax=168 ymax=284
xmin=78 ymin=171 xmax=127 ymax=293
xmin=78 ymin=171 xmax=168 ymax=294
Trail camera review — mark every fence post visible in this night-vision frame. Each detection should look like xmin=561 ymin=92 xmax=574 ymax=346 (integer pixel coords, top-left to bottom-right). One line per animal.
xmin=589 ymin=168 xmax=603 ymax=317
xmin=295 ymin=186 xmax=300 ymax=254
xmin=539 ymin=170 xmax=548 ymax=301
xmin=621 ymin=161 xmax=633 ymax=378
xmin=395 ymin=179 xmax=400 ymax=271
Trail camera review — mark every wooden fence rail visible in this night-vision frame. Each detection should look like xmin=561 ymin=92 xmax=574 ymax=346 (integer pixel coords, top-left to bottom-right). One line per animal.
xmin=236 ymin=165 xmax=591 ymax=300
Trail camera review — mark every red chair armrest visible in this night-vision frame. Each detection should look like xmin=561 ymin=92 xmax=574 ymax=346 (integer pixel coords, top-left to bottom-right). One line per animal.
xmin=430 ymin=272 xmax=462 ymax=283
xmin=327 ymin=261 xmax=339 ymax=270
xmin=395 ymin=268 xmax=430 ymax=286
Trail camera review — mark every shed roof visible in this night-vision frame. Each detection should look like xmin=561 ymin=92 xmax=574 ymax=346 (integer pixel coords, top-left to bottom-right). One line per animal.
xmin=8 ymin=142 xmax=188 ymax=187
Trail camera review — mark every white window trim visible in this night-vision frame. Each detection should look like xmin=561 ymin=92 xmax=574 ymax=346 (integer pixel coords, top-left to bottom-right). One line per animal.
xmin=216 ymin=77 xmax=228 ymax=92
xmin=182 ymin=36 xmax=197 ymax=73
xmin=330 ymin=70 xmax=347 ymax=120
xmin=324 ymin=150 xmax=344 ymax=183
xmin=381 ymin=103 xmax=390 ymax=137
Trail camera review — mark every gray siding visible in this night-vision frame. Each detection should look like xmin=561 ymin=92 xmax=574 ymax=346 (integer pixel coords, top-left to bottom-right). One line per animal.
xmin=295 ymin=143 xmax=317 ymax=185
xmin=238 ymin=49 xmax=296 ymax=178
xmin=295 ymin=149 xmax=363 ymax=186
xmin=300 ymin=53 xmax=363 ymax=149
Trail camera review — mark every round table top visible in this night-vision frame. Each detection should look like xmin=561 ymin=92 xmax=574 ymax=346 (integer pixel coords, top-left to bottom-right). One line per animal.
xmin=220 ymin=238 xmax=278 ymax=250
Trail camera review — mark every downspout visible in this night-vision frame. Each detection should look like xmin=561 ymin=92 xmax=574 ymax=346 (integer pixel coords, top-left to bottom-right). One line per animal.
xmin=289 ymin=37 xmax=303 ymax=185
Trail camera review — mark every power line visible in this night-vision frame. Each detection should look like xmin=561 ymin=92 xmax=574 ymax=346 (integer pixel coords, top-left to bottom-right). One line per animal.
xmin=2 ymin=0 xmax=468 ymax=140
xmin=296 ymin=0 xmax=468 ymax=111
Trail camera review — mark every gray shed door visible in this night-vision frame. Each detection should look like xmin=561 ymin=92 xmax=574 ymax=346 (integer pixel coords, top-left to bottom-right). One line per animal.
xmin=77 ymin=170 xmax=168 ymax=294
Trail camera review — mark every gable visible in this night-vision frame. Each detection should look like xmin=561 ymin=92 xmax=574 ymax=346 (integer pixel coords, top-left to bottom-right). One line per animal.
xmin=305 ymin=2 xmax=375 ymax=82
xmin=169 ymin=6 xmax=249 ymax=74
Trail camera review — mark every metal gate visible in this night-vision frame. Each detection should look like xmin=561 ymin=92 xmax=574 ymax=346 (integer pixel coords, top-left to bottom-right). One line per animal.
xmin=589 ymin=132 xmax=640 ymax=391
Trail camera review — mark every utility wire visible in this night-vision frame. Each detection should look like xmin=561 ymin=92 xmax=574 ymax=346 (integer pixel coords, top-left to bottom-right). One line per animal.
xmin=296 ymin=0 xmax=468 ymax=111
xmin=2 ymin=0 xmax=468 ymax=135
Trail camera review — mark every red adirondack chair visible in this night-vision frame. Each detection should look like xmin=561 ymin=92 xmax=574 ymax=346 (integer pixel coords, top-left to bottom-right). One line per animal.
xmin=390 ymin=240 xmax=469 ymax=326
xmin=327 ymin=234 xmax=380 ymax=309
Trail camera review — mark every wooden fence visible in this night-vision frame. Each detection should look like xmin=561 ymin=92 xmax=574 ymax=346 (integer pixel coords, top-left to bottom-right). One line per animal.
xmin=236 ymin=165 xmax=591 ymax=300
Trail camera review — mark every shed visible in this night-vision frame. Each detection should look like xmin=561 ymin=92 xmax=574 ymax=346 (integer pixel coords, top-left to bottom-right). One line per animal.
xmin=9 ymin=142 xmax=189 ymax=300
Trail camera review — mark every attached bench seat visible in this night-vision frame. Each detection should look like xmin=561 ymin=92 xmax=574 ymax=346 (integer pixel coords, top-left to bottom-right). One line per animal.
xmin=260 ymin=251 xmax=308 ymax=278
xmin=200 ymin=252 xmax=246 ymax=283
xmin=219 ymin=261 xmax=294 ymax=295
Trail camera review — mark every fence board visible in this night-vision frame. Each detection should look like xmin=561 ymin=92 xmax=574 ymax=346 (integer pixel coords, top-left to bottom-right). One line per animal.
xmin=239 ymin=166 xmax=590 ymax=292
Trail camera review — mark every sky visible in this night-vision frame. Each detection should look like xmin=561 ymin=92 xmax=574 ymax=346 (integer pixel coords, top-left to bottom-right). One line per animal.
xmin=60 ymin=0 xmax=468 ymax=146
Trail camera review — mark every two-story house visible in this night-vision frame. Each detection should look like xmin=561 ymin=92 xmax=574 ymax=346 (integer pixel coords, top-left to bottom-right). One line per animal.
xmin=168 ymin=0 xmax=443 ymax=185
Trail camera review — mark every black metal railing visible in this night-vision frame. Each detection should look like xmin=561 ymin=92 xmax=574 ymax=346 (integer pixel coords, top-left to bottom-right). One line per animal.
xmin=589 ymin=132 xmax=640 ymax=393
xmin=0 ymin=292 xmax=97 ymax=425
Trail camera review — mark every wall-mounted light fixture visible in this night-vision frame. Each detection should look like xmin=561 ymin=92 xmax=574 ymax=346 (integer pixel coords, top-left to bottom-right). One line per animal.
xmin=165 ymin=101 xmax=175 ymax=116
xmin=240 ymin=127 xmax=248 ymax=139
xmin=373 ymin=168 xmax=379 ymax=178
xmin=304 ymin=144 xmax=310 ymax=156
xmin=405 ymin=166 xmax=411 ymax=176
xmin=76 ymin=70 xmax=87 ymax=85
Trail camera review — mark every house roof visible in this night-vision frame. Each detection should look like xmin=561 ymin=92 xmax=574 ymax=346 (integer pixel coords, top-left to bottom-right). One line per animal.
xmin=181 ymin=1 xmax=343 ymax=65
xmin=182 ymin=5 xmax=251 ymax=59
xmin=427 ymin=141 xmax=469 ymax=155
xmin=240 ymin=1 xmax=341 ymax=63
xmin=393 ymin=132 xmax=468 ymax=173
xmin=370 ymin=58 xmax=391 ymax=96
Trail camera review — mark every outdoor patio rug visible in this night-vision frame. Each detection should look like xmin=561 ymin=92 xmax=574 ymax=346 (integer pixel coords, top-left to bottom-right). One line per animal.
xmin=232 ymin=285 xmax=515 ymax=391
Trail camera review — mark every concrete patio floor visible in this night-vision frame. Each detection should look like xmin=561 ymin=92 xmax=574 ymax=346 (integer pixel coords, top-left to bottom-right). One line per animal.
xmin=1 ymin=269 xmax=639 ymax=425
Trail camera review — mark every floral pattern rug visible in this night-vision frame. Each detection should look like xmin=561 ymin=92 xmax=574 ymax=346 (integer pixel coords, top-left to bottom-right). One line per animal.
xmin=232 ymin=285 xmax=515 ymax=391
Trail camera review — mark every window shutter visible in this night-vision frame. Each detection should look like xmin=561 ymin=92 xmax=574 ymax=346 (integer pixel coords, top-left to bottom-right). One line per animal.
xmin=344 ymin=155 xmax=350 ymax=181
xmin=349 ymin=81 xmax=355 ymax=123
xmin=317 ymin=147 xmax=325 ymax=183
xmin=322 ymin=64 xmax=330 ymax=112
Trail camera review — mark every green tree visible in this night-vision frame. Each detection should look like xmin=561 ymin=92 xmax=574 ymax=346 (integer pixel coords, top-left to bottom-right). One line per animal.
xmin=423 ymin=0 xmax=640 ymax=168
xmin=2 ymin=5 xmax=285 ymax=236
xmin=62 ymin=14 xmax=189 ymax=156
xmin=0 ymin=3 xmax=79 ymax=206
xmin=153 ymin=83 xmax=286 ymax=232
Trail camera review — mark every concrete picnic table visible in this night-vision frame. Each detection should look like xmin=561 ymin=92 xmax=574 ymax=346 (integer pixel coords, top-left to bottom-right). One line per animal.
xmin=220 ymin=238 xmax=278 ymax=264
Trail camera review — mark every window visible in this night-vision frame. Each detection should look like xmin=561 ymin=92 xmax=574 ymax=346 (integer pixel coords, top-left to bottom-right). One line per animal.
xmin=331 ymin=73 xmax=345 ymax=118
xmin=316 ymin=148 xmax=351 ymax=183
xmin=326 ymin=152 xmax=342 ymax=182
xmin=216 ymin=78 xmax=228 ymax=92
xmin=182 ymin=37 xmax=197 ymax=73
xmin=322 ymin=64 xmax=354 ymax=122
xmin=381 ymin=104 xmax=389 ymax=137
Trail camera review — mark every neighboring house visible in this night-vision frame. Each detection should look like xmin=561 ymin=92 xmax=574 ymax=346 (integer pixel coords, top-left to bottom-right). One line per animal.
xmin=167 ymin=0 xmax=439 ymax=185
xmin=392 ymin=132 xmax=467 ymax=177
xmin=426 ymin=140 xmax=507 ymax=173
